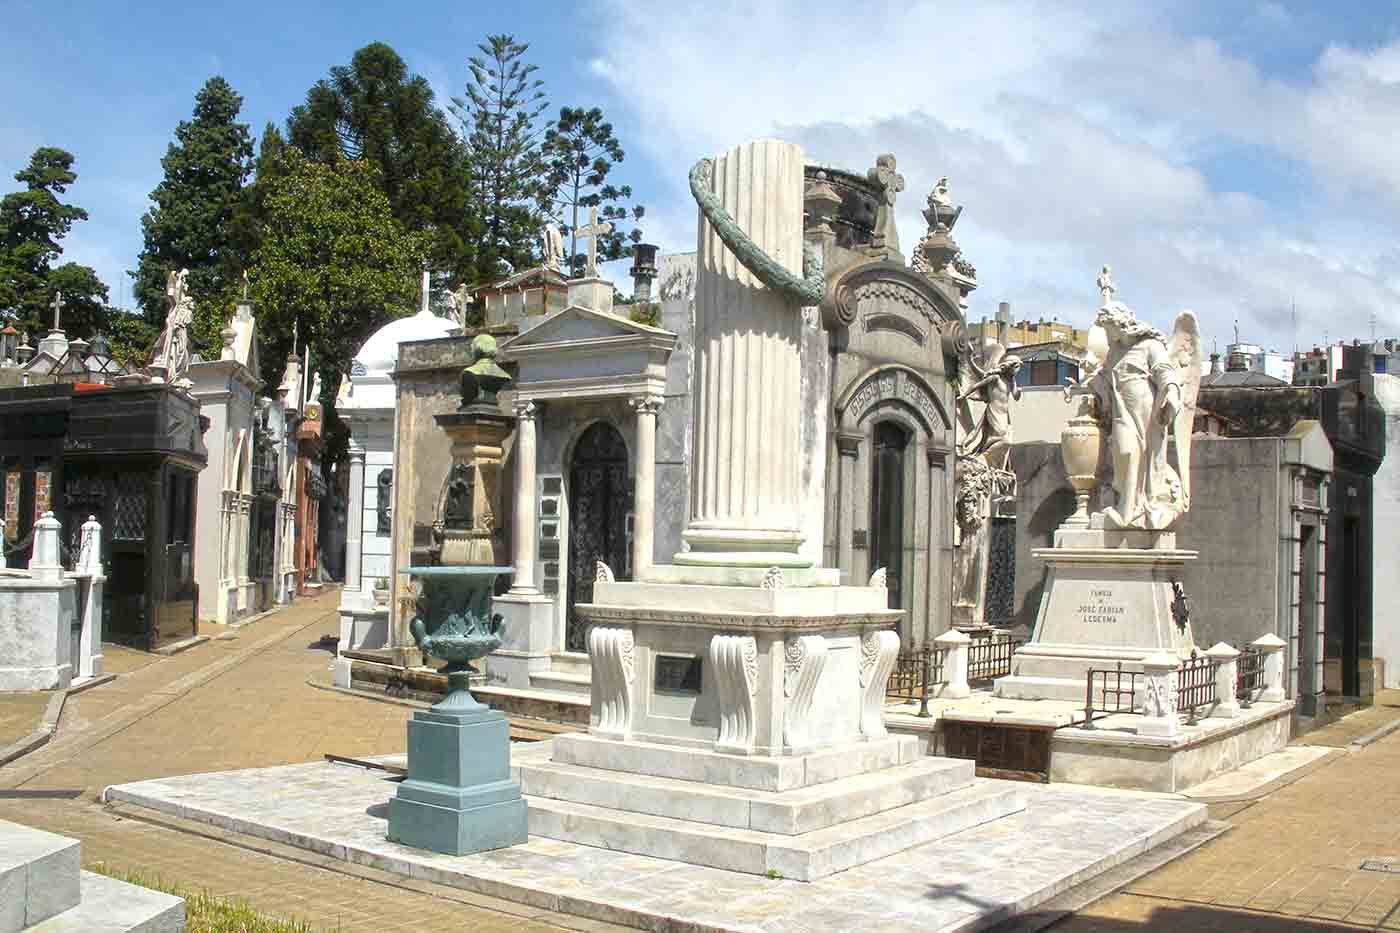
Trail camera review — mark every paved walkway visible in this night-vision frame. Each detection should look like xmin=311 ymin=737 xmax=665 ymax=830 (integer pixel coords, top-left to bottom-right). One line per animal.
xmin=5 ymin=590 xmax=1400 ymax=931
xmin=0 ymin=690 xmax=50 ymax=747
xmin=0 ymin=590 xmax=622 ymax=932
xmin=1051 ymin=692 xmax=1400 ymax=931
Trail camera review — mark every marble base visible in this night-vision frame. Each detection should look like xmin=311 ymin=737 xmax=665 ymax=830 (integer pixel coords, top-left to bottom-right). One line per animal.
xmin=0 ymin=576 xmax=78 ymax=692
xmin=386 ymin=702 xmax=527 ymax=856
xmin=995 ymin=543 xmax=1196 ymax=703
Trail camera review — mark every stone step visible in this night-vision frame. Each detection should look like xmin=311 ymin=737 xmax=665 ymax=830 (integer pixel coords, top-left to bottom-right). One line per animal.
xmin=516 ymin=754 xmax=975 ymax=835
xmin=551 ymin=732 xmax=920 ymax=792
xmin=527 ymin=670 xmax=591 ymax=697
xmin=526 ymin=780 xmax=1024 ymax=881
xmin=28 ymin=870 xmax=184 ymax=932
xmin=548 ymin=651 xmax=592 ymax=677
xmin=0 ymin=818 xmax=80 ymax=932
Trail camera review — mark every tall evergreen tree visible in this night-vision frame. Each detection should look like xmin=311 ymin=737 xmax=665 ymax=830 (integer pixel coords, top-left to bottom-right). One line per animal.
xmin=450 ymin=34 xmax=548 ymax=285
xmin=0 ymin=147 xmax=108 ymax=337
xmin=287 ymin=43 xmax=470 ymax=283
xmin=132 ymin=76 xmax=254 ymax=350
xmin=541 ymin=106 xmax=644 ymax=276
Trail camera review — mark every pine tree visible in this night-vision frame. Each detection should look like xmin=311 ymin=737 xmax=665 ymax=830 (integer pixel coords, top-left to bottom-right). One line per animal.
xmin=450 ymin=34 xmax=548 ymax=285
xmin=132 ymin=76 xmax=254 ymax=350
xmin=287 ymin=43 xmax=471 ymax=283
xmin=540 ymin=106 xmax=644 ymax=276
xmin=0 ymin=148 xmax=109 ymax=337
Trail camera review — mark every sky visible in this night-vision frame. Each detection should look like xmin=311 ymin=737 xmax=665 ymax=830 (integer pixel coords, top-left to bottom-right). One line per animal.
xmin=4 ymin=0 xmax=1400 ymax=356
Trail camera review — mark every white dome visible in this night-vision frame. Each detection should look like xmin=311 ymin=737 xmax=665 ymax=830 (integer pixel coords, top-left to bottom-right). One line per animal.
xmin=353 ymin=308 xmax=456 ymax=375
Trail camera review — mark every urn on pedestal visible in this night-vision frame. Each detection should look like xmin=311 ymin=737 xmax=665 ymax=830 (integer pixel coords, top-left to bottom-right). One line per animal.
xmin=1059 ymin=393 xmax=1102 ymax=529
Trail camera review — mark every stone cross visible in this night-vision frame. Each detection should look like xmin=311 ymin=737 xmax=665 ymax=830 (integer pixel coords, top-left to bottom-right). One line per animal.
xmin=577 ymin=206 xmax=613 ymax=278
xmin=50 ymin=291 xmax=64 ymax=332
xmin=867 ymin=154 xmax=904 ymax=256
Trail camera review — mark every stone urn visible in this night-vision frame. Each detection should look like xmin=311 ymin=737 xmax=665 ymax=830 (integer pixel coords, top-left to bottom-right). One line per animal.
xmin=1060 ymin=394 xmax=1102 ymax=527
xmin=372 ymin=576 xmax=390 ymax=607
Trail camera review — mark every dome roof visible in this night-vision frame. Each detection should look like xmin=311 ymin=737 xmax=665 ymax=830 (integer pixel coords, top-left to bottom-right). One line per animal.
xmin=353 ymin=308 xmax=456 ymax=375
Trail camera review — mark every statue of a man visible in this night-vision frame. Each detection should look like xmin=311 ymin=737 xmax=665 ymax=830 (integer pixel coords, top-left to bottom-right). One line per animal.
xmin=1069 ymin=302 xmax=1199 ymax=530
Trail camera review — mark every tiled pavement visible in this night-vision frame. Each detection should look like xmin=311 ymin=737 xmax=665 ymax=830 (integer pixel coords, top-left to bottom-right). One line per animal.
xmin=1051 ymin=693 xmax=1400 ymax=931
xmin=0 ymin=590 xmax=624 ymax=932
xmin=0 ymin=690 xmax=51 ymax=747
xmin=4 ymin=587 xmax=1400 ymax=931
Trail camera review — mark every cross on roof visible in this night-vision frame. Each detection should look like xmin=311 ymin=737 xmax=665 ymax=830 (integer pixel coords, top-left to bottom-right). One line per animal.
xmin=50 ymin=291 xmax=64 ymax=332
xmin=577 ymin=206 xmax=613 ymax=278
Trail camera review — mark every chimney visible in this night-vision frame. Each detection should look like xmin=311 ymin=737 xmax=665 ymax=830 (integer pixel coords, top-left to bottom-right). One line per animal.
xmin=630 ymin=244 xmax=659 ymax=303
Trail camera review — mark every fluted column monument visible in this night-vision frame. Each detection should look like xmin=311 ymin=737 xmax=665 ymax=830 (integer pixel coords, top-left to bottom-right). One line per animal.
xmin=679 ymin=139 xmax=810 ymax=568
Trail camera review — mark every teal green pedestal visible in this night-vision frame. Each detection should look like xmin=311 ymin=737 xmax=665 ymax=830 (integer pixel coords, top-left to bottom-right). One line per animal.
xmin=387 ymin=565 xmax=526 ymax=856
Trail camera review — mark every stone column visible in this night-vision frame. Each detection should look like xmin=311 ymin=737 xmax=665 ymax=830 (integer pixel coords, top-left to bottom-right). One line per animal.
xmin=630 ymin=394 xmax=662 ymax=579
xmin=509 ymin=400 xmax=539 ymax=595
xmin=835 ymin=434 xmax=860 ymax=578
xmin=343 ymin=440 xmax=366 ymax=608
xmin=680 ymin=138 xmax=810 ymax=568
xmin=1253 ymin=632 xmax=1287 ymax=702
xmin=1138 ymin=653 xmax=1181 ymax=738
xmin=935 ymin=629 xmax=971 ymax=699
xmin=1206 ymin=642 xmax=1241 ymax=719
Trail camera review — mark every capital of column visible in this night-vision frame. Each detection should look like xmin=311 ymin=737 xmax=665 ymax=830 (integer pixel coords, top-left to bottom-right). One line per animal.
xmin=513 ymin=399 xmax=538 ymax=421
xmin=629 ymin=394 xmax=664 ymax=417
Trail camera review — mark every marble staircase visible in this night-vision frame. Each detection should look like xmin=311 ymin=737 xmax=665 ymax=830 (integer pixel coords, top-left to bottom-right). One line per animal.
xmin=512 ymin=734 xmax=1025 ymax=881
xmin=0 ymin=818 xmax=183 ymax=932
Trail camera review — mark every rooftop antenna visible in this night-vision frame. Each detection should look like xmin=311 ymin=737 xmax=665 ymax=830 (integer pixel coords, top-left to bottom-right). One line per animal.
xmin=1233 ymin=318 xmax=1239 ymax=345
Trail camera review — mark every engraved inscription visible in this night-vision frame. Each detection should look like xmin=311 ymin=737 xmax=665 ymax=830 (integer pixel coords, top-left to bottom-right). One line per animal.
xmin=1077 ymin=587 xmax=1124 ymax=624
xmin=654 ymin=654 xmax=703 ymax=694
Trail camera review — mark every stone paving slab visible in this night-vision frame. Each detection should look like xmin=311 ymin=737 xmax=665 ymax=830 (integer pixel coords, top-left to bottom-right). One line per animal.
xmin=104 ymin=757 xmax=1207 ymax=933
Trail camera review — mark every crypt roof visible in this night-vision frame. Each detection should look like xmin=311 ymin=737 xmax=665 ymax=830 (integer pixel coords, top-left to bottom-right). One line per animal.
xmin=352 ymin=307 xmax=457 ymax=380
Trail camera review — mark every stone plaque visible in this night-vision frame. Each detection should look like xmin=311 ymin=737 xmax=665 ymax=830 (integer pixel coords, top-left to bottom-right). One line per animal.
xmin=654 ymin=654 xmax=702 ymax=694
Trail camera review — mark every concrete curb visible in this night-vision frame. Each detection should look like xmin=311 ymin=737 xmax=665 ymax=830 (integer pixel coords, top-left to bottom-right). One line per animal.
xmin=1180 ymin=747 xmax=1344 ymax=804
xmin=153 ymin=635 xmax=210 ymax=657
xmin=1349 ymin=716 xmax=1400 ymax=750
xmin=0 ymin=690 xmax=66 ymax=768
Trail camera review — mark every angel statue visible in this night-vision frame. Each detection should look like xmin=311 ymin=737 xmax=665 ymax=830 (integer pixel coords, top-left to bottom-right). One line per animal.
xmin=151 ymin=268 xmax=194 ymax=385
xmin=1066 ymin=297 xmax=1201 ymax=531
xmin=957 ymin=339 xmax=1023 ymax=477
xmin=541 ymin=223 xmax=565 ymax=273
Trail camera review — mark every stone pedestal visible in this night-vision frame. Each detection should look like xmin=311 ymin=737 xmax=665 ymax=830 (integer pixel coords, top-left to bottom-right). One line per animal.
xmin=996 ymin=530 xmax=1196 ymax=703
xmin=484 ymin=592 xmax=555 ymax=689
xmin=387 ymin=696 xmax=527 ymax=856
xmin=566 ymin=277 xmax=614 ymax=315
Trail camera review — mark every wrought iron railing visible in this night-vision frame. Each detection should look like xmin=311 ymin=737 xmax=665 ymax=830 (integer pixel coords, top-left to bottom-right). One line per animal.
xmin=1235 ymin=645 xmax=1266 ymax=708
xmin=1177 ymin=653 xmax=1219 ymax=725
xmin=1082 ymin=662 xmax=1144 ymax=729
xmin=968 ymin=636 xmax=1022 ymax=684
xmin=887 ymin=643 xmax=945 ymax=718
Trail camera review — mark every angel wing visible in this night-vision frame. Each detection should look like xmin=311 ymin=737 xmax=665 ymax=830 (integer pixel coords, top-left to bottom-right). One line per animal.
xmin=1168 ymin=311 xmax=1202 ymax=510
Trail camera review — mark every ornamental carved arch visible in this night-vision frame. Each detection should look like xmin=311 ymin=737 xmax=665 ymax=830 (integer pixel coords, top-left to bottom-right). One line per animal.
xmin=824 ymin=261 xmax=965 ymax=350
xmin=834 ymin=364 xmax=953 ymax=441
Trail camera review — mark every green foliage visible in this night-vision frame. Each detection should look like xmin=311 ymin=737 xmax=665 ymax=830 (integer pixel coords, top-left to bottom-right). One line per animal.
xmin=89 ymin=862 xmax=334 ymax=932
xmin=287 ymin=43 xmax=471 ymax=284
xmin=105 ymin=309 xmax=160 ymax=371
xmin=541 ymin=106 xmax=644 ymax=276
xmin=0 ymin=147 xmax=110 ymax=338
xmin=449 ymin=34 xmax=548 ymax=285
xmin=132 ymin=76 xmax=255 ymax=351
xmin=247 ymin=149 xmax=426 ymax=402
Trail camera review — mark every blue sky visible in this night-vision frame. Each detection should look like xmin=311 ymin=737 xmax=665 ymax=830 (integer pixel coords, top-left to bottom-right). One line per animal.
xmin=4 ymin=0 xmax=1399 ymax=355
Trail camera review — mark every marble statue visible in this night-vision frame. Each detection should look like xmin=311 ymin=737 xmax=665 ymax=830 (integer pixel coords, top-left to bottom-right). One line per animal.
xmin=152 ymin=269 xmax=194 ymax=385
xmin=1097 ymin=265 xmax=1115 ymax=304
xmin=541 ymin=223 xmax=565 ymax=273
xmin=957 ymin=339 xmax=1023 ymax=476
xmin=930 ymin=176 xmax=951 ymax=208
xmin=1067 ymin=297 xmax=1201 ymax=531
xmin=449 ymin=283 xmax=471 ymax=327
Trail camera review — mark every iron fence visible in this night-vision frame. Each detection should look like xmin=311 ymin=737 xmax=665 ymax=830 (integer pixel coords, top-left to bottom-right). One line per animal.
xmin=1177 ymin=653 xmax=1219 ymax=725
xmin=887 ymin=643 xmax=945 ymax=718
xmin=1082 ymin=662 xmax=1143 ymax=729
xmin=1236 ymin=645 xmax=1266 ymax=708
xmin=968 ymin=636 xmax=1022 ymax=684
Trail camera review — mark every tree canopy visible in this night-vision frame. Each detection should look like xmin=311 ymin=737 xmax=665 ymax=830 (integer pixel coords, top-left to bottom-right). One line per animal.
xmin=287 ymin=43 xmax=471 ymax=284
xmin=541 ymin=106 xmax=644 ymax=276
xmin=132 ymin=76 xmax=255 ymax=351
xmin=450 ymin=34 xmax=548 ymax=286
xmin=0 ymin=147 xmax=109 ymax=340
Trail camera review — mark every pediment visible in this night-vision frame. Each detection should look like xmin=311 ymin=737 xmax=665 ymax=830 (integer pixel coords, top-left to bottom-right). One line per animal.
xmin=827 ymin=261 xmax=964 ymax=333
xmin=499 ymin=304 xmax=673 ymax=357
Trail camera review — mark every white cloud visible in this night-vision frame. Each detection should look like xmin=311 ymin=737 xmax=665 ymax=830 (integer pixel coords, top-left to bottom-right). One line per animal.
xmin=586 ymin=0 xmax=1400 ymax=353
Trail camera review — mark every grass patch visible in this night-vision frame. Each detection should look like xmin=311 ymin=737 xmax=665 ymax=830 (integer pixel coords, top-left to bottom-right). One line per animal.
xmin=89 ymin=862 xmax=335 ymax=932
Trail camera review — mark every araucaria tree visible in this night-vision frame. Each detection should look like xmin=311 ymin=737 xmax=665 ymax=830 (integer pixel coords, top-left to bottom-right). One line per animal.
xmin=247 ymin=150 xmax=426 ymax=399
xmin=132 ymin=77 xmax=254 ymax=349
xmin=540 ymin=106 xmax=644 ymax=276
xmin=449 ymin=34 xmax=548 ymax=286
xmin=288 ymin=43 xmax=470 ymax=283
xmin=0 ymin=147 xmax=110 ymax=338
